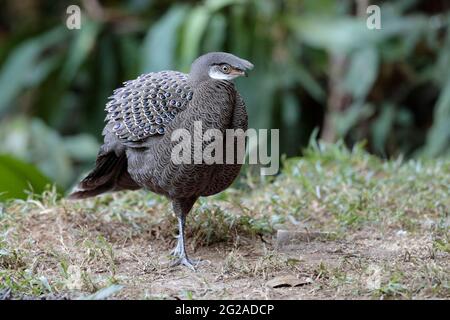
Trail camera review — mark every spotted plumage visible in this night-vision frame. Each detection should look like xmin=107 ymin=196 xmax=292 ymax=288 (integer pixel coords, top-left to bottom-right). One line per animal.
xmin=69 ymin=52 xmax=254 ymax=270
xmin=106 ymin=71 xmax=193 ymax=142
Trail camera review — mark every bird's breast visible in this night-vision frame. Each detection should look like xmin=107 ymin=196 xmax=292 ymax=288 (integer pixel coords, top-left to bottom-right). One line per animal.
xmin=186 ymin=80 xmax=237 ymax=130
xmin=126 ymin=80 xmax=242 ymax=198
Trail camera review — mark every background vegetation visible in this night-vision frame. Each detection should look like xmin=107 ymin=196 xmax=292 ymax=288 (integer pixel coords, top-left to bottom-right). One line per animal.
xmin=0 ymin=0 xmax=450 ymax=198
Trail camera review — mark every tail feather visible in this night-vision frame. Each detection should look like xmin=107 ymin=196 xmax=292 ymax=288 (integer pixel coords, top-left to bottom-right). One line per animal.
xmin=68 ymin=152 xmax=139 ymax=200
xmin=68 ymin=183 xmax=114 ymax=200
xmin=79 ymin=152 xmax=126 ymax=189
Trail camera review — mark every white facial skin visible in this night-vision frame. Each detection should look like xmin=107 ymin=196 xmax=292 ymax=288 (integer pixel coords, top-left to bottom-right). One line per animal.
xmin=208 ymin=64 xmax=242 ymax=80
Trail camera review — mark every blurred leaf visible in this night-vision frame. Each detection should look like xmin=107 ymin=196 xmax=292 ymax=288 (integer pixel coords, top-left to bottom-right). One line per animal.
xmin=424 ymin=77 xmax=450 ymax=156
xmin=0 ymin=117 xmax=75 ymax=188
xmin=0 ymin=154 xmax=53 ymax=201
xmin=119 ymin=36 xmax=140 ymax=79
xmin=205 ymin=0 xmax=242 ymax=11
xmin=63 ymin=134 xmax=100 ymax=162
xmin=82 ymin=35 xmax=119 ymax=136
xmin=202 ymin=13 xmax=227 ymax=53
xmin=288 ymin=16 xmax=377 ymax=53
xmin=433 ymin=16 xmax=450 ymax=85
xmin=292 ymin=64 xmax=325 ymax=102
xmin=141 ymin=5 xmax=189 ymax=73
xmin=344 ymin=46 xmax=379 ymax=101
xmin=299 ymin=0 xmax=341 ymax=14
xmin=371 ymin=103 xmax=396 ymax=154
xmin=180 ymin=6 xmax=211 ymax=70
xmin=282 ymin=92 xmax=300 ymax=127
xmin=236 ymin=44 xmax=275 ymax=130
xmin=126 ymin=0 xmax=153 ymax=12
xmin=289 ymin=12 xmax=425 ymax=54
xmin=379 ymin=4 xmax=428 ymax=37
xmin=29 ymin=120 xmax=75 ymax=187
xmin=0 ymin=27 xmax=67 ymax=116
xmin=61 ymin=20 xmax=101 ymax=83
xmin=281 ymin=92 xmax=302 ymax=155
xmin=26 ymin=55 xmax=61 ymax=87
xmin=229 ymin=3 xmax=251 ymax=55
xmin=335 ymin=103 xmax=375 ymax=137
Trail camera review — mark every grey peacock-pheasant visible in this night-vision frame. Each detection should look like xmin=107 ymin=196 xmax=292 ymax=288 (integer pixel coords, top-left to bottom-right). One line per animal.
xmin=69 ymin=52 xmax=254 ymax=269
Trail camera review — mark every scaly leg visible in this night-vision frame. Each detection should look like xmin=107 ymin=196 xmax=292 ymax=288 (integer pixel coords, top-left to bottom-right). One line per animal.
xmin=170 ymin=197 xmax=199 ymax=271
xmin=170 ymin=234 xmax=183 ymax=257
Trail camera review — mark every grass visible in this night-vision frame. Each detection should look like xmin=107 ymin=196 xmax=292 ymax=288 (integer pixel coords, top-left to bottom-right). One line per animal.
xmin=0 ymin=142 xmax=448 ymax=299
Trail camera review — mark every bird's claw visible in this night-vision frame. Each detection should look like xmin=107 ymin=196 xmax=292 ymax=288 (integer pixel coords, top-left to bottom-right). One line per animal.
xmin=170 ymin=256 xmax=199 ymax=271
xmin=170 ymin=239 xmax=183 ymax=257
xmin=170 ymin=247 xmax=181 ymax=257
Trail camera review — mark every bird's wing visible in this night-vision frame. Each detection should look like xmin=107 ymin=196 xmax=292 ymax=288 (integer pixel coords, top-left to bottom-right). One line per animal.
xmin=105 ymin=71 xmax=193 ymax=144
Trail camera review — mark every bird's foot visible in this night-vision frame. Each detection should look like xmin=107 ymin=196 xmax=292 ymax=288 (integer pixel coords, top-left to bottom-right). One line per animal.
xmin=170 ymin=255 xmax=199 ymax=271
xmin=170 ymin=237 xmax=183 ymax=257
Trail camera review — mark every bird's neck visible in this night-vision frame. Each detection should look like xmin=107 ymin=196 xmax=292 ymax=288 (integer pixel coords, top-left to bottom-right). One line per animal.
xmin=188 ymin=79 xmax=237 ymax=128
xmin=190 ymin=78 xmax=236 ymax=101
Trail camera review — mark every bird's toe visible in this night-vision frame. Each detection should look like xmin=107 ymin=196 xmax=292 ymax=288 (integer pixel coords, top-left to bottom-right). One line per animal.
xmin=170 ymin=256 xmax=200 ymax=271
xmin=170 ymin=242 xmax=183 ymax=257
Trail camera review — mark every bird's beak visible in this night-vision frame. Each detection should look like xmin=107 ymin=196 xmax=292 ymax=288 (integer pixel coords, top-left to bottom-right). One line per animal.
xmin=230 ymin=68 xmax=248 ymax=77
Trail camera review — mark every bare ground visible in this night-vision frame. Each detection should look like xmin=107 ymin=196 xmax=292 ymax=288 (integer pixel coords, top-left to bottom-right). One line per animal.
xmin=1 ymin=197 xmax=448 ymax=300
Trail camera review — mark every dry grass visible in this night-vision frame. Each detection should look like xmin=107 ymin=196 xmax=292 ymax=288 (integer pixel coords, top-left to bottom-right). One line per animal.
xmin=0 ymin=142 xmax=449 ymax=299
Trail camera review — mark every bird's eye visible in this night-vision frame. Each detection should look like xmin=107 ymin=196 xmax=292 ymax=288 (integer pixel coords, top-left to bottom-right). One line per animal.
xmin=221 ymin=65 xmax=230 ymax=73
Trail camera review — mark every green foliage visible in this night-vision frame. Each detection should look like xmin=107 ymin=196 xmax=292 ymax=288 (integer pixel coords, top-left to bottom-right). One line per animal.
xmin=0 ymin=0 xmax=449 ymax=193
xmin=0 ymin=154 xmax=53 ymax=201
xmin=141 ymin=5 xmax=189 ymax=73
xmin=254 ymin=140 xmax=450 ymax=234
xmin=0 ymin=27 xmax=67 ymax=116
xmin=0 ymin=117 xmax=99 ymax=189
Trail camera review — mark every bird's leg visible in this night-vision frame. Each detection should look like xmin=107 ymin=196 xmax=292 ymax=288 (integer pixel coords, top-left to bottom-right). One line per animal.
xmin=170 ymin=197 xmax=199 ymax=271
xmin=170 ymin=233 xmax=183 ymax=257
xmin=170 ymin=214 xmax=186 ymax=257
xmin=170 ymin=213 xmax=196 ymax=270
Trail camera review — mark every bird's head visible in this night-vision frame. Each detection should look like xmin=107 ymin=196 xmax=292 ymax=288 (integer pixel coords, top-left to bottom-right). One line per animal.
xmin=189 ymin=52 xmax=254 ymax=84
